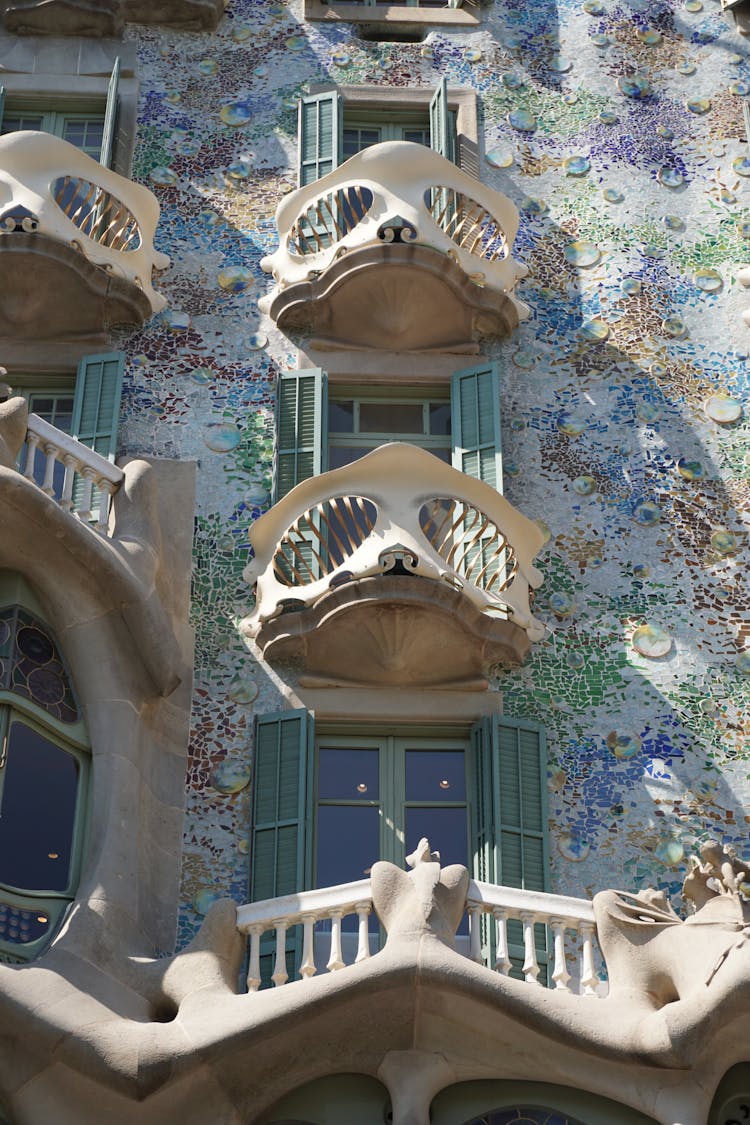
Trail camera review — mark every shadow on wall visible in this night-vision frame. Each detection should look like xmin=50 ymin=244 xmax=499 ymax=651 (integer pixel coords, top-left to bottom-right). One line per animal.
xmin=114 ymin=0 xmax=749 ymax=941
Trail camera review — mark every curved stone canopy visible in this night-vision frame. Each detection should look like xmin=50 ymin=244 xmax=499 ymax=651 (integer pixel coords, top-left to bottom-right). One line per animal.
xmin=255 ymin=574 xmax=533 ymax=688
xmin=0 ymin=0 xmax=224 ymax=34
xmin=0 ymin=233 xmax=152 ymax=350
xmin=265 ymin=242 xmax=523 ymax=353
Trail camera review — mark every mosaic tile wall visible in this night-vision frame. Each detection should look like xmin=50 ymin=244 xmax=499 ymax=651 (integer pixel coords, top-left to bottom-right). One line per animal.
xmin=118 ymin=0 xmax=750 ymax=950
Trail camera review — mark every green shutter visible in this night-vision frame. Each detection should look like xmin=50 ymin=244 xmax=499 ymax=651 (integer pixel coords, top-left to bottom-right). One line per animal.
xmin=495 ymin=718 xmax=549 ymax=982
xmin=275 ymin=368 xmax=327 ymax=502
xmin=0 ymin=86 xmax=5 ymax=133
xmin=451 ymin=362 xmax=503 ymax=493
xmin=298 ymin=91 xmax=342 ymax=187
xmin=251 ymin=709 xmax=313 ymax=988
xmin=99 ymin=56 xmax=121 ymax=168
xmin=494 ymin=719 xmax=548 ymax=892
xmin=470 ymin=718 xmax=495 ymax=885
xmin=430 ymin=77 xmax=455 ymax=164
xmin=71 ymin=351 xmax=125 ymax=461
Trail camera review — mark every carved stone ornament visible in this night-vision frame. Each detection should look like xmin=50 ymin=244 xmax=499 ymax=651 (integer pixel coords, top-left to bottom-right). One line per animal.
xmin=371 ymin=837 xmax=470 ymax=948
xmin=595 ymin=838 xmax=750 ymax=1011
xmin=0 ymin=132 xmax=169 ymax=348
xmin=1 ymin=0 xmax=225 ymax=34
xmin=260 ymin=140 xmax=530 ymax=352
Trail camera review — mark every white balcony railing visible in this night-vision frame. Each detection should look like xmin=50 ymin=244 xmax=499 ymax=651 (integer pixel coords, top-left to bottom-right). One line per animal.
xmin=236 ymin=878 xmax=603 ymax=996
xmin=0 ymin=131 xmax=169 ymax=313
xmin=259 ymin=140 xmax=529 ymax=322
xmin=22 ymin=413 xmax=124 ymax=535
xmin=243 ymin=443 xmax=545 ymax=642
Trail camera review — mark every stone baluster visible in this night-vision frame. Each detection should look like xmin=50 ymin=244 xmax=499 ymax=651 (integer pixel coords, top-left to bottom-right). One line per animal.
xmin=246 ymin=925 xmax=263 ymax=993
xmin=77 ymin=466 xmax=96 ymax=522
xmin=299 ymin=914 xmax=317 ymax=979
xmin=95 ymin=479 xmax=117 ymax=535
xmin=520 ymin=911 xmax=540 ymax=984
xmin=271 ymin=920 xmax=289 ymax=987
xmin=40 ymin=443 xmax=58 ymax=496
xmin=355 ymin=901 xmax=371 ymax=962
xmin=550 ymin=917 xmax=571 ymax=992
xmin=492 ymin=906 xmax=512 ymax=975
xmin=468 ymin=902 xmax=483 ymax=964
xmin=60 ymin=455 xmax=76 ymax=512
xmin=579 ymin=921 xmax=599 ymax=996
xmin=23 ymin=432 xmax=40 ymax=479
xmin=326 ymin=910 xmax=345 ymax=971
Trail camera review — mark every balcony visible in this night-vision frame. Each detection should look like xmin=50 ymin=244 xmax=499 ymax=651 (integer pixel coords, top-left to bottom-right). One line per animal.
xmin=242 ymin=443 xmax=544 ymax=687
xmin=0 ymin=131 xmax=169 ymax=358
xmin=259 ymin=141 xmax=530 ymax=352
xmin=237 ymin=872 xmax=602 ymax=996
xmin=1 ymin=0 xmax=224 ymax=35
xmin=0 ymin=392 xmax=183 ymax=697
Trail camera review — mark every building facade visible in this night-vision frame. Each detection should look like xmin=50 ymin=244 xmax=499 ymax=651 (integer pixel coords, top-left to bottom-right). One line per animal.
xmin=0 ymin=0 xmax=748 ymax=1122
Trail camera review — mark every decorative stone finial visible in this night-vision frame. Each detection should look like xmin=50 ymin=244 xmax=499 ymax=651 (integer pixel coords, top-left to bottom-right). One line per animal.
xmin=371 ymin=838 xmax=469 ymax=948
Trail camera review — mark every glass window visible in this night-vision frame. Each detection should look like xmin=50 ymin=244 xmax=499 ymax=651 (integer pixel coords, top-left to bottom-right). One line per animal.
xmin=0 ymin=596 xmax=88 ymax=962
xmin=342 ymin=117 xmax=431 ymax=158
xmin=328 ymin=391 xmax=452 ymax=469
xmin=1 ymin=110 xmax=105 ymax=161
xmin=315 ymin=735 xmax=469 ymax=882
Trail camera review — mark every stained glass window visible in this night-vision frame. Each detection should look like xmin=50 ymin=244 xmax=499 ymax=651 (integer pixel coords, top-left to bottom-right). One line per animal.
xmin=464 ymin=1110 xmax=586 ymax=1125
xmin=0 ymin=607 xmax=80 ymax=724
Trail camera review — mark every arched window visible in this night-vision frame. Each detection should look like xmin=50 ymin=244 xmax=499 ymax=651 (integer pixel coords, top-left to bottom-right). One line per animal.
xmin=0 ymin=575 xmax=89 ymax=963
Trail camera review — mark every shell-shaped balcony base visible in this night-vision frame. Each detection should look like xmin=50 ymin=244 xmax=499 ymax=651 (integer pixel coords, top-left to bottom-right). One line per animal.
xmin=0 ymin=232 xmax=151 ymax=356
xmin=2 ymin=0 xmax=224 ymax=34
xmin=267 ymin=243 xmax=521 ymax=353
xmin=254 ymin=574 xmax=533 ymax=690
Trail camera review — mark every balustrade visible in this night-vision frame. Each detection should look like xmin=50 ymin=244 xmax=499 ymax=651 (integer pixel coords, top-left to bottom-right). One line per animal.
xmin=244 ymin=443 xmax=545 ymax=644
xmin=236 ymin=877 xmax=604 ymax=997
xmin=22 ymin=414 xmax=124 ymax=535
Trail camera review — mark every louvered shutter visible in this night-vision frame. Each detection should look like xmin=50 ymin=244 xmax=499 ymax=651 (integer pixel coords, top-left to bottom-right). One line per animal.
xmin=470 ymin=718 xmax=496 ymax=966
xmin=71 ymin=352 xmax=125 ymax=460
xmin=274 ymin=369 xmax=327 ymax=502
xmin=251 ymin=709 xmax=313 ymax=988
xmin=99 ymin=56 xmax=121 ymax=168
xmin=429 ymin=77 xmax=453 ymax=163
xmin=451 ymin=362 xmax=503 ymax=492
xmin=495 ymin=718 xmax=548 ymax=981
xmin=0 ymin=86 xmax=5 ymax=132
xmin=298 ymin=91 xmax=342 ymax=187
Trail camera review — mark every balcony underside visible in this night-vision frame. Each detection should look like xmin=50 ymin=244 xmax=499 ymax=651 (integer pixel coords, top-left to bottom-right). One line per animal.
xmin=0 ymin=233 xmax=151 ymax=356
xmin=266 ymin=242 xmax=521 ymax=353
xmin=253 ymin=574 xmax=532 ymax=689
xmin=1 ymin=0 xmax=224 ymax=34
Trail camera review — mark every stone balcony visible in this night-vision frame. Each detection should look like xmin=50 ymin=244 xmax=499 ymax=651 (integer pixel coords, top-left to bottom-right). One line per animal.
xmin=241 ymin=443 xmax=545 ymax=688
xmin=0 ymin=0 xmax=224 ymax=34
xmin=0 ymin=131 xmax=169 ymax=358
xmin=259 ymin=141 xmax=530 ymax=352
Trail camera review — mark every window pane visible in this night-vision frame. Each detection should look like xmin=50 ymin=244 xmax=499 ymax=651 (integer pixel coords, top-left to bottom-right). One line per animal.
xmin=318 ymin=747 xmax=379 ymax=799
xmin=328 ymin=400 xmax=354 ymax=433
xmin=316 ymin=805 xmax=380 ymax=884
xmin=343 ymin=127 xmax=381 ymax=157
xmin=0 ymin=718 xmax=79 ymax=892
xmin=328 ymin=445 xmax=373 ymax=470
xmin=2 ymin=115 xmax=45 ymax=133
xmin=405 ymin=806 xmax=468 ymax=868
xmin=402 ymin=128 xmax=430 ymax=146
xmin=429 ymin=402 xmax=452 ymax=436
xmin=359 ymin=402 xmax=424 ymax=435
xmin=0 ymin=899 xmax=51 ymax=947
xmin=405 ymin=749 xmax=466 ymax=801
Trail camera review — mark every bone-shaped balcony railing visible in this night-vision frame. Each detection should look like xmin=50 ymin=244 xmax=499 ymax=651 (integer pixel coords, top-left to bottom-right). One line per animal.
xmin=0 ymin=131 xmax=169 ymax=313
xmin=22 ymin=413 xmax=124 ymax=535
xmin=236 ymin=878 xmax=603 ymax=995
xmin=242 ymin=443 xmax=545 ymax=641
xmin=259 ymin=140 xmax=529 ymax=321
